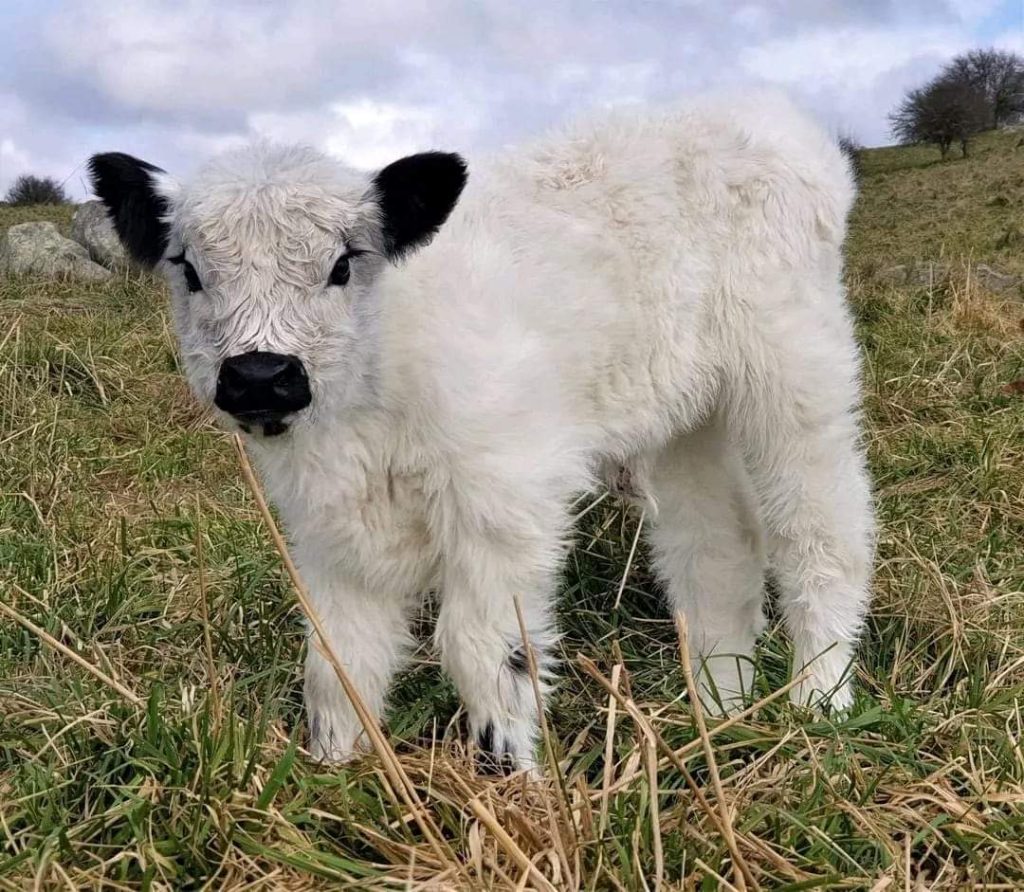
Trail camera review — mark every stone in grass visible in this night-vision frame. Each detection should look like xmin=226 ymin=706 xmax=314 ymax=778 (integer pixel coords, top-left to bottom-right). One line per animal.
xmin=0 ymin=221 xmax=111 ymax=282
xmin=877 ymin=261 xmax=1021 ymax=295
xmin=973 ymin=264 xmax=1021 ymax=295
xmin=876 ymin=261 xmax=950 ymax=287
xmin=71 ymin=200 xmax=128 ymax=270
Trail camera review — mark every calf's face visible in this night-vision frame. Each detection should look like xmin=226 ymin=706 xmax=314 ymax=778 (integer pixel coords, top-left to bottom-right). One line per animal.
xmin=88 ymin=146 xmax=466 ymax=437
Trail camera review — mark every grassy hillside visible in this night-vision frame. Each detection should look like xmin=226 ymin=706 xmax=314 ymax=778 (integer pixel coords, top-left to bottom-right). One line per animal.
xmin=850 ymin=129 xmax=1024 ymax=276
xmin=0 ymin=203 xmax=75 ymax=235
xmin=1 ymin=131 xmax=1023 ymax=889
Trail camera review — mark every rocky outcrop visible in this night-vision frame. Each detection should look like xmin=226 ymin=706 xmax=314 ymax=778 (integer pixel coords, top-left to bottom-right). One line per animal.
xmin=0 ymin=221 xmax=112 ymax=282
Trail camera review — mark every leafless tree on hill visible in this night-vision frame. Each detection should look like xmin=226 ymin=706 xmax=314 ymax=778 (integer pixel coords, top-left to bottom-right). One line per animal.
xmin=889 ymin=76 xmax=989 ymax=159
xmin=941 ymin=48 xmax=1024 ymax=130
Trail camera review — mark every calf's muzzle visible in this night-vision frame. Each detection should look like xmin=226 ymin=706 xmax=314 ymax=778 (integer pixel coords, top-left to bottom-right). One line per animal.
xmin=215 ymin=351 xmax=311 ymax=436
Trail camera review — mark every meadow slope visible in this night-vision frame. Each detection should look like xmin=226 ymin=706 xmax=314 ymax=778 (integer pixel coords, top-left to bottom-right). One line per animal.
xmin=1 ymin=129 xmax=1023 ymax=889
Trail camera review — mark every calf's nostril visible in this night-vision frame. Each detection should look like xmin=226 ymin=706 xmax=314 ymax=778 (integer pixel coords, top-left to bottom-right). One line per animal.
xmin=265 ymin=359 xmax=292 ymax=380
xmin=274 ymin=358 xmax=305 ymax=382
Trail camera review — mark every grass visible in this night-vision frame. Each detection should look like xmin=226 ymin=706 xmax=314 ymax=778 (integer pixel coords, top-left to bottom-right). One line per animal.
xmin=0 ymin=203 xmax=76 ymax=236
xmin=1 ymin=130 xmax=1023 ymax=889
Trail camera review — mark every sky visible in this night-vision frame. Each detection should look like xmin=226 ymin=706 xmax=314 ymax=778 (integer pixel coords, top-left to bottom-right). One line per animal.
xmin=1 ymin=0 xmax=1022 ymax=200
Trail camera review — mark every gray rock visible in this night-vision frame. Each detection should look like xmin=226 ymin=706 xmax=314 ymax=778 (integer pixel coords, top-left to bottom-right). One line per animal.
xmin=875 ymin=264 xmax=909 ymax=285
xmin=877 ymin=261 xmax=950 ymax=287
xmin=0 ymin=221 xmax=112 ymax=282
xmin=877 ymin=261 xmax=1021 ymax=295
xmin=71 ymin=200 xmax=127 ymax=269
xmin=974 ymin=264 xmax=1021 ymax=294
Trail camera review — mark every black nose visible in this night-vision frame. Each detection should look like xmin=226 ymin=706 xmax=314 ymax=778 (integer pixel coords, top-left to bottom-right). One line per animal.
xmin=215 ymin=351 xmax=311 ymax=421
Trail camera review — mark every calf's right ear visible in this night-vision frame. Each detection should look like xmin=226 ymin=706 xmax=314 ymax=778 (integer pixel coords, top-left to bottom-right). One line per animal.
xmin=87 ymin=153 xmax=172 ymax=268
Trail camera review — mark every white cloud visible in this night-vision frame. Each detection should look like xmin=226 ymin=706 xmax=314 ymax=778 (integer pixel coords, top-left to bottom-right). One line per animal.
xmin=0 ymin=0 xmax=1014 ymax=196
xmin=42 ymin=1 xmax=462 ymax=116
xmin=322 ymin=102 xmax=443 ymax=170
xmin=740 ymin=24 xmax=989 ymax=142
xmin=1 ymin=138 xmax=33 ymax=179
xmin=993 ymin=26 xmax=1024 ymax=53
xmin=732 ymin=4 xmax=774 ymax=32
xmin=249 ymin=100 xmax=443 ymax=171
xmin=0 ymin=94 xmax=81 ymax=195
xmin=946 ymin=0 xmax=1006 ymax=22
xmin=741 ymin=26 xmax=966 ymax=88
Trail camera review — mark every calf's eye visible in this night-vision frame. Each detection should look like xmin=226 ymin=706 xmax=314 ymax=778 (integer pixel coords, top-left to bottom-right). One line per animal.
xmin=168 ymin=251 xmax=203 ymax=294
xmin=182 ymin=260 xmax=203 ymax=294
xmin=329 ymin=255 xmax=351 ymax=287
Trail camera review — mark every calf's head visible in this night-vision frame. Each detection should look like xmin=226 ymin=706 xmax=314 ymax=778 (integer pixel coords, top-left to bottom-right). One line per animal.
xmin=89 ymin=145 xmax=467 ymax=437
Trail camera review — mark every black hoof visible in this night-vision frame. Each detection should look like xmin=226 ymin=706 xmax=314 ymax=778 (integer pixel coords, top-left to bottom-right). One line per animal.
xmin=474 ymin=722 xmax=516 ymax=775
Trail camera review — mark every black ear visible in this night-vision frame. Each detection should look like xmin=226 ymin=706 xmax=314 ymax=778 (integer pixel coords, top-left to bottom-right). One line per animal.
xmin=87 ymin=152 xmax=171 ymax=268
xmin=371 ymin=152 xmax=467 ymax=260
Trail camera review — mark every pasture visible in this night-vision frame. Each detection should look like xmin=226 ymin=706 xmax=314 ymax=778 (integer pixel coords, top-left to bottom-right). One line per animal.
xmin=1 ymin=129 xmax=1023 ymax=889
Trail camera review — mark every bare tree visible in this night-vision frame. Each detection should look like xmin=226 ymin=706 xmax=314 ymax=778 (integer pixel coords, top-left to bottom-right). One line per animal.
xmin=942 ymin=48 xmax=1024 ymax=129
xmin=4 ymin=174 xmax=69 ymax=206
xmin=889 ymin=76 xmax=988 ymax=159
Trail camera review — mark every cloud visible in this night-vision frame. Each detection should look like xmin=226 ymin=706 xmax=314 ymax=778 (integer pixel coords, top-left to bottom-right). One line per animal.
xmin=1 ymin=138 xmax=33 ymax=181
xmin=42 ymin=2 xmax=434 ymax=121
xmin=946 ymin=0 xmax=1007 ymax=22
xmin=741 ymin=26 xmax=965 ymax=88
xmin=250 ymin=100 xmax=444 ymax=171
xmin=0 ymin=0 xmax=1013 ymax=198
xmin=739 ymin=23 xmax=981 ymax=139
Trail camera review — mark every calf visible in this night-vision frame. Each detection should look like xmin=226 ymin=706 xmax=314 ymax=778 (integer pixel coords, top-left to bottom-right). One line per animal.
xmin=90 ymin=91 xmax=874 ymax=770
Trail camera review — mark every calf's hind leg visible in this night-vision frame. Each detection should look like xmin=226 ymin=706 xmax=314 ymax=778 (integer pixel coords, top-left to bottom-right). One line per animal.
xmin=729 ymin=306 xmax=874 ymax=711
xmin=645 ymin=414 xmax=769 ymax=714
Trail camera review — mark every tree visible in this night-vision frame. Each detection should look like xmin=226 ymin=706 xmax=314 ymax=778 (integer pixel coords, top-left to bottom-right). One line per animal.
xmin=889 ymin=76 xmax=988 ymax=159
xmin=4 ymin=174 xmax=69 ymax=206
xmin=942 ymin=48 xmax=1024 ymax=129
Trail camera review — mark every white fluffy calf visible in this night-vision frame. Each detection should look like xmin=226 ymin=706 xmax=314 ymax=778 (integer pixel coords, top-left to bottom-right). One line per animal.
xmin=90 ymin=91 xmax=874 ymax=771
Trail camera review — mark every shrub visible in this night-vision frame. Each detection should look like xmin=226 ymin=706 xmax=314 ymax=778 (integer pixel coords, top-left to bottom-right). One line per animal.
xmin=4 ymin=174 xmax=69 ymax=206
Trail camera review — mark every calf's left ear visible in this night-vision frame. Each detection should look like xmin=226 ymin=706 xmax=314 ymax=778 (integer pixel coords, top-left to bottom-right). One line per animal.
xmin=370 ymin=151 xmax=467 ymax=261
xmin=87 ymin=152 xmax=172 ymax=268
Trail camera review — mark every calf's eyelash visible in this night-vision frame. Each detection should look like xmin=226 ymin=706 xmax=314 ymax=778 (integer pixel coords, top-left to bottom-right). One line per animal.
xmin=166 ymin=250 xmax=203 ymax=293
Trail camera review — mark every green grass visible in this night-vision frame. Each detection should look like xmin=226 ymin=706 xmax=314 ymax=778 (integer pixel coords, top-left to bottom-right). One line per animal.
xmin=0 ymin=203 xmax=76 ymax=236
xmin=2 ymin=132 xmax=1024 ymax=889
xmin=849 ymin=129 xmax=1024 ymax=278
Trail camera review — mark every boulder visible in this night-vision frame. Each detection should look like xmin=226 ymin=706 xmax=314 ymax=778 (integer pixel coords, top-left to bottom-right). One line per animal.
xmin=0 ymin=221 xmax=112 ymax=282
xmin=71 ymin=200 xmax=127 ymax=269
